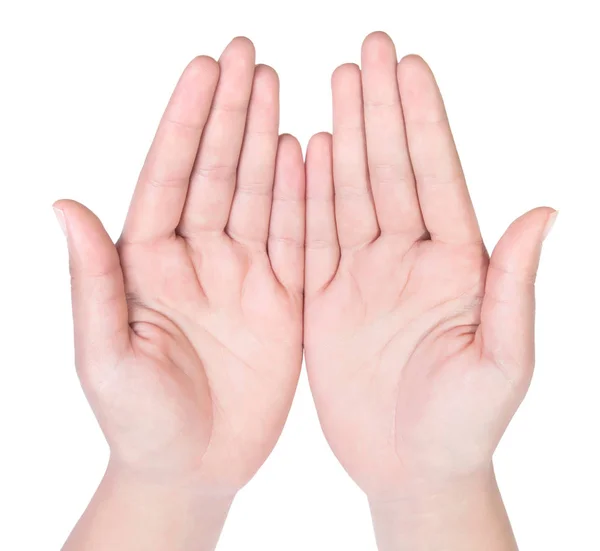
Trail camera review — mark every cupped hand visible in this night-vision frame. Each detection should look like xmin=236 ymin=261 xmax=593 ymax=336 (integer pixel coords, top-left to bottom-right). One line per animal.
xmin=54 ymin=38 xmax=305 ymax=496
xmin=304 ymin=32 xmax=555 ymax=502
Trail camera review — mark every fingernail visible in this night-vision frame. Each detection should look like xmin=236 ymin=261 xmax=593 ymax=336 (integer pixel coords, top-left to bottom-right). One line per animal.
xmin=53 ymin=207 xmax=67 ymax=237
xmin=543 ymin=210 xmax=558 ymax=241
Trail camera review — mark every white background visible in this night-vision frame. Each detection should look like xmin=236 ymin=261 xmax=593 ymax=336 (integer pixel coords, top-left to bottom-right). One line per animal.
xmin=1 ymin=1 xmax=599 ymax=549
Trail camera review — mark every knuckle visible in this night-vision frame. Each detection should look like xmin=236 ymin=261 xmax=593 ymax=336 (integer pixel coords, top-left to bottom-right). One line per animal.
xmin=193 ymin=163 xmax=237 ymax=184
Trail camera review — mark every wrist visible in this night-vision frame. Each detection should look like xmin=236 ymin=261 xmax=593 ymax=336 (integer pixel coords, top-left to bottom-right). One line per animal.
xmin=64 ymin=460 xmax=235 ymax=551
xmin=368 ymin=465 xmax=517 ymax=551
xmin=103 ymin=459 xmax=236 ymax=513
xmin=368 ymin=463 xmax=498 ymax=516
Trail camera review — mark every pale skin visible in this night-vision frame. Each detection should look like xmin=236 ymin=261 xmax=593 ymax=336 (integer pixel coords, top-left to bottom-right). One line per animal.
xmin=305 ymin=32 xmax=555 ymax=550
xmin=56 ymin=38 xmax=305 ymax=551
xmin=54 ymin=33 xmax=554 ymax=551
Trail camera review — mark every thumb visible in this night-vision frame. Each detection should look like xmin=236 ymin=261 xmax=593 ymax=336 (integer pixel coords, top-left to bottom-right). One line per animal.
xmin=53 ymin=199 xmax=130 ymax=371
xmin=479 ymin=207 xmax=557 ymax=385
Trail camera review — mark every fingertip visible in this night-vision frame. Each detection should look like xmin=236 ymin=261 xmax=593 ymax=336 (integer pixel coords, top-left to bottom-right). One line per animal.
xmin=504 ymin=207 xmax=557 ymax=246
xmin=531 ymin=205 xmax=558 ymax=218
xmin=306 ymin=132 xmax=333 ymax=166
xmin=542 ymin=208 xmax=558 ymax=240
xmin=251 ymin=64 xmax=280 ymax=107
xmin=52 ymin=202 xmax=68 ymax=237
xmin=398 ymin=53 xmax=428 ymax=71
xmin=278 ymin=133 xmax=303 ymax=157
xmin=306 ymin=133 xmax=333 ymax=206
xmin=185 ymin=55 xmax=219 ymax=78
xmin=254 ymin=64 xmax=280 ymax=89
xmin=52 ymin=200 xmax=120 ymax=281
xmin=255 ymin=63 xmax=279 ymax=79
xmin=52 ymin=198 xmax=73 ymax=212
xmin=230 ymin=35 xmax=255 ymax=50
xmin=279 ymin=132 xmax=299 ymax=144
xmin=362 ymin=31 xmax=396 ymax=61
xmin=364 ymin=30 xmax=393 ymax=44
xmin=177 ymin=57 xmax=220 ymax=98
xmin=308 ymin=131 xmax=333 ymax=149
xmin=275 ymin=135 xmax=305 ymax=195
xmin=277 ymin=134 xmax=304 ymax=185
xmin=52 ymin=199 xmax=78 ymax=235
xmin=332 ymin=63 xmax=361 ymax=86
xmin=489 ymin=206 xmax=558 ymax=285
xmin=52 ymin=198 xmax=67 ymax=213
xmin=397 ymin=54 xmax=433 ymax=88
xmin=51 ymin=199 xmax=93 ymax=222
xmin=509 ymin=206 xmax=557 ymax=236
xmin=221 ymin=36 xmax=256 ymax=64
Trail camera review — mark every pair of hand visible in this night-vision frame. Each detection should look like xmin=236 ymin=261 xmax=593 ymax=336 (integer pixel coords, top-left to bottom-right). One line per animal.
xmin=54 ymin=33 xmax=555 ymax=506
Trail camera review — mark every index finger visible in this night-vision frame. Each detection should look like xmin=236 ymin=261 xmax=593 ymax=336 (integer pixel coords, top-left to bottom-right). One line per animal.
xmin=397 ymin=55 xmax=481 ymax=245
xmin=121 ymin=56 xmax=220 ymax=244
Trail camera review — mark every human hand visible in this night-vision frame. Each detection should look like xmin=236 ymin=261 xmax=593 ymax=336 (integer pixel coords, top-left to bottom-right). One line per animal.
xmin=304 ymin=32 xmax=555 ymax=505
xmin=55 ymin=38 xmax=305 ymax=500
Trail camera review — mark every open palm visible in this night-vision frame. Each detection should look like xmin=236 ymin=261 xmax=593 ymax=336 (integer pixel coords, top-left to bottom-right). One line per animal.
xmin=304 ymin=33 xmax=554 ymax=501
xmin=55 ymin=38 xmax=305 ymax=494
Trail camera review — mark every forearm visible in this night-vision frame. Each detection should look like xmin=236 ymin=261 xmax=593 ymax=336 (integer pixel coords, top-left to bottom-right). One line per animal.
xmin=369 ymin=466 xmax=517 ymax=551
xmin=63 ymin=462 xmax=233 ymax=551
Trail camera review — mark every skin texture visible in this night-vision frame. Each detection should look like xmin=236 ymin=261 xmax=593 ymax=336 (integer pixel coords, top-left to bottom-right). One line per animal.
xmin=57 ymin=38 xmax=306 ymax=551
xmin=54 ymin=31 xmax=553 ymax=551
xmin=304 ymin=32 xmax=555 ymax=550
